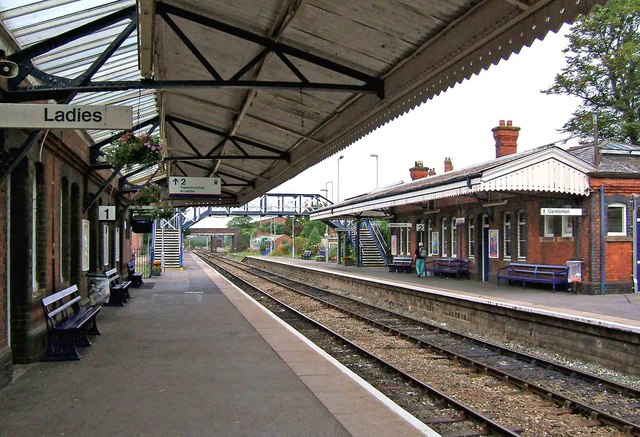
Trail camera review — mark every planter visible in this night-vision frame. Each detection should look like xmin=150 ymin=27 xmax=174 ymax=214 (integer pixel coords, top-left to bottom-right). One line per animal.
xmin=152 ymin=270 xmax=161 ymax=276
xmin=343 ymin=258 xmax=354 ymax=266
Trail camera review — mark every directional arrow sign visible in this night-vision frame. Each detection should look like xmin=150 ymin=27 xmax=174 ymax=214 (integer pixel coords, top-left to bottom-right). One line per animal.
xmin=169 ymin=177 xmax=221 ymax=196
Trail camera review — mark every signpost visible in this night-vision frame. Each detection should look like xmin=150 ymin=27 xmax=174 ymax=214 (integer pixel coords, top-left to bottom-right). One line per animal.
xmin=98 ymin=206 xmax=116 ymax=221
xmin=540 ymin=208 xmax=583 ymax=216
xmin=169 ymin=176 xmax=221 ymax=196
xmin=0 ymin=104 xmax=132 ymax=129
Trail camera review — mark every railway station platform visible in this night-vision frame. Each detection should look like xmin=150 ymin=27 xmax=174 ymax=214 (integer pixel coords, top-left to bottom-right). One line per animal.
xmin=0 ymin=252 xmax=432 ymax=437
xmin=257 ymin=256 xmax=640 ymax=328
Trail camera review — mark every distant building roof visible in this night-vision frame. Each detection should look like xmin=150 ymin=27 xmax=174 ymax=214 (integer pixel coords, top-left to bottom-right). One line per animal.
xmin=312 ymin=144 xmax=601 ymax=220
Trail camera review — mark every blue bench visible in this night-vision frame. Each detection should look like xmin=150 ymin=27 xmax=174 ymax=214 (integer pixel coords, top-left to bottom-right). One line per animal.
xmin=425 ymin=258 xmax=470 ymax=279
xmin=388 ymin=255 xmax=413 ymax=273
xmin=497 ymin=263 xmax=568 ymax=292
xmin=41 ymin=285 xmax=101 ymax=361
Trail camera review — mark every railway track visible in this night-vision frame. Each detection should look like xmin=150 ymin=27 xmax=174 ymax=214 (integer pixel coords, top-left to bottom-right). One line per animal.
xmin=196 ymin=251 xmax=640 ymax=436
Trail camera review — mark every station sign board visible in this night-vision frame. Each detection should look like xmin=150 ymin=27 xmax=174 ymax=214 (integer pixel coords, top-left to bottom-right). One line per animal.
xmin=0 ymin=103 xmax=132 ymax=129
xmin=540 ymin=208 xmax=583 ymax=216
xmin=98 ymin=206 xmax=116 ymax=221
xmin=169 ymin=176 xmax=221 ymax=196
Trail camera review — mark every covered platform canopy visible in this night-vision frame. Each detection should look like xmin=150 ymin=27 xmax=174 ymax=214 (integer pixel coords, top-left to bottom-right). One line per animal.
xmin=0 ymin=0 xmax=604 ymax=207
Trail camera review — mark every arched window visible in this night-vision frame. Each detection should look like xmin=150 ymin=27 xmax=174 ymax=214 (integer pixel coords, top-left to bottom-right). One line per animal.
xmin=60 ymin=178 xmax=70 ymax=284
xmin=70 ymin=183 xmax=81 ymax=284
xmin=441 ymin=217 xmax=449 ymax=257
xmin=467 ymin=217 xmax=475 ymax=259
xmin=503 ymin=212 xmax=512 ymax=259
xmin=517 ymin=211 xmax=527 ymax=259
xmin=34 ymin=163 xmax=46 ymax=292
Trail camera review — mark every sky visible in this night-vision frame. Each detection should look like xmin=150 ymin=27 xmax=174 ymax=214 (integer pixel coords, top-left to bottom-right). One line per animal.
xmin=194 ymin=25 xmax=582 ymax=228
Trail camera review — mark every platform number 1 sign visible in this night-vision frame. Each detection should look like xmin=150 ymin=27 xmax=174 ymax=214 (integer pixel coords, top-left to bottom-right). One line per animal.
xmin=99 ymin=206 xmax=116 ymax=221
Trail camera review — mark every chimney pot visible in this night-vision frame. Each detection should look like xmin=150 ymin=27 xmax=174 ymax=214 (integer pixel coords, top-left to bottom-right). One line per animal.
xmin=409 ymin=161 xmax=429 ymax=180
xmin=444 ymin=157 xmax=453 ymax=173
xmin=492 ymin=120 xmax=520 ymax=158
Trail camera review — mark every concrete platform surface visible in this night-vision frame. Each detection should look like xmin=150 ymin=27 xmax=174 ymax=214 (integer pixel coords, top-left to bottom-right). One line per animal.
xmin=263 ymin=256 xmax=640 ymax=329
xmin=0 ymin=253 xmax=432 ymax=437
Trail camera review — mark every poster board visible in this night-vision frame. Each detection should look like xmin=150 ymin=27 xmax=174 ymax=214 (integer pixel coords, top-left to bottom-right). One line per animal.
xmin=489 ymin=229 xmax=499 ymax=259
xmin=82 ymin=219 xmax=90 ymax=271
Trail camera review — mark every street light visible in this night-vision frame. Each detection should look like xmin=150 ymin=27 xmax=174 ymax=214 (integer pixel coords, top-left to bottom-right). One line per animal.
xmin=370 ymin=154 xmax=379 ymax=189
xmin=325 ymin=180 xmax=334 ymax=203
xmin=337 ymin=155 xmax=344 ymax=202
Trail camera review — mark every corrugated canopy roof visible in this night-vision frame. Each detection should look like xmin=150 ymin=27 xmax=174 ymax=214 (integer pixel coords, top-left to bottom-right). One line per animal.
xmin=0 ymin=0 xmax=606 ymax=206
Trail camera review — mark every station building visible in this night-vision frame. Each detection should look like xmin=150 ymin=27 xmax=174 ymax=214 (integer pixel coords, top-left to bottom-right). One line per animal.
xmin=312 ymin=121 xmax=640 ymax=295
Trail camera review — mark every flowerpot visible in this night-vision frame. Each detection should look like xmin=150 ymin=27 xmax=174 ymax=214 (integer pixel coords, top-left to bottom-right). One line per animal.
xmin=343 ymin=258 xmax=354 ymax=266
xmin=152 ymin=270 xmax=161 ymax=276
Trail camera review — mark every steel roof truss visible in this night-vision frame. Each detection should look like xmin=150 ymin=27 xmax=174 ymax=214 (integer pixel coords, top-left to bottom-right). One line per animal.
xmin=166 ymin=115 xmax=290 ymax=161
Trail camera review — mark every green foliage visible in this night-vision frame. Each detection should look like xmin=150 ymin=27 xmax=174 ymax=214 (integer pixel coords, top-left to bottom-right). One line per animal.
xmin=294 ymin=236 xmax=307 ymax=256
xmin=305 ymin=228 xmax=322 ymax=250
xmin=132 ymin=184 xmax=163 ymax=206
xmin=302 ymin=220 xmax=327 ymax=238
xmin=226 ymin=216 xmax=257 ymax=251
xmin=104 ymin=131 xmax=164 ymax=167
xmin=226 ymin=216 xmax=254 ymax=229
xmin=269 ymin=245 xmax=290 ymax=256
xmin=543 ymin=0 xmax=640 ymax=143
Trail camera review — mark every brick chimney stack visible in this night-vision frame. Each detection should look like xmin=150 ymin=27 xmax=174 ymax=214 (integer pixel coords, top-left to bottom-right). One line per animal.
xmin=409 ymin=161 xmax=430 ymax=180
xmin=429 ymin=168 xmax=436 ymax=176
xmin=492 ymin=120 xmax=520 ymax=158
xmin=444 ymin=157 xmax=453 ymax=173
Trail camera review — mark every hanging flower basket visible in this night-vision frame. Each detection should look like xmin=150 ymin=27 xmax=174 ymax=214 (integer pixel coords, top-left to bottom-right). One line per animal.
xmin=132 ymin=184 xmax=163 ymax=207
xmin=104 ymin=131 xmax=164 ymax=167
xmin=150 ymin=201 xmax=175 ymax=220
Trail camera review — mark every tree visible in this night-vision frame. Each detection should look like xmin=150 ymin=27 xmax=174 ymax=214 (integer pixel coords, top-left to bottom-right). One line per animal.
xmin=543 ymin=0 xmax=640 ymax=144
xmin=305 ymin=228 xmax=322 ymax=251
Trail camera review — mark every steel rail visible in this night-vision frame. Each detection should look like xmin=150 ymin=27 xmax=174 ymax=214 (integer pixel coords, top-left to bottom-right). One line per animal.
xmin=205 ymin=252 xmax=640 ymax=436
xmin=197 ymin=252 xmax=519 ymax=436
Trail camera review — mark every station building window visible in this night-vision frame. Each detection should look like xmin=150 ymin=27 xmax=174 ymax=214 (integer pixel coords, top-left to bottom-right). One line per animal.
xmin=441 ymin=217 xmax=449 ymax=257
xmin=34 ymin=163 xmax=46 ymax=292
xmin=467 ymin=217 xmax=475 ymax=259
xmin=451 ymin=217 xmax=457 ymax=258
xmin=61 ymin=178 xmax=70 ymax=284
xmin=503 ymin=212 xmax=512 ymax=259
xmin=607 ymin=203 xmax=627 ymax=236
xmin=427 ymin=219 xmax=433 ymax=256
xmin=517 ymin=211 xmax=527 ymax=259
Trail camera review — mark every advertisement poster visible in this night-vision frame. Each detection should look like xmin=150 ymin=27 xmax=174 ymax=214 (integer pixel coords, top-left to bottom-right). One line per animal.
xmin=82 ymin=219 xmax=90 ymax=271
xmin=489 ymin=229 xmax=499 ymax=259
xmin=115 ymin=227 xmax=120 ymax=262
xmin=103 ymin=224 xmax=110 ymax=265
xmin=431 ymin=231 xmax=439 ymax=255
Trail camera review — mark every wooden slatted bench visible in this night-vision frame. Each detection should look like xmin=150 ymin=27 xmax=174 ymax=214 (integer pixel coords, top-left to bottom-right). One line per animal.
xmin=41 ymin=284 xmax=101 ymax=361
xmin=127 ymin=261 xmax=144 ymax=287
xmin=497 ymin=262 xmax=568 ymax=292
xmin=425 ymin=258 xmax=470 ymax=279
xmin=388 ymin=255 xmax=413 ymax=273
xmin=105 ymin=268 xmax=132 ymax=306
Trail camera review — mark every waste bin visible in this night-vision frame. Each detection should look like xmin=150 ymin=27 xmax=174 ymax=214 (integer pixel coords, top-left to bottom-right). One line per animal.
xmin=86 ymin=272 xmax=110 ymax=305
xmin=566 ymin=259 xmax=583 ymax=292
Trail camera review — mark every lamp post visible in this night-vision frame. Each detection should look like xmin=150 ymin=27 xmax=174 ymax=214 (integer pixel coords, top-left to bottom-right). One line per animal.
xmin=337 ymin=155 xmax=344 ymax=202
xmin=370 ymin=154 xmax=379 ymax=189
xmin=292 ymin=216 xmax=295 ymax=259
xmin=325 ymin=180 xmax=334 ymax=203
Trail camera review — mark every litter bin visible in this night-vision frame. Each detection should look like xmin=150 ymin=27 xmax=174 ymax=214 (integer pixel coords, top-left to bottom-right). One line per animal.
xmin=86 ymin=272 xmax=110 ymax=305
xmin=566 ymin=259 xmax=583 ymax=292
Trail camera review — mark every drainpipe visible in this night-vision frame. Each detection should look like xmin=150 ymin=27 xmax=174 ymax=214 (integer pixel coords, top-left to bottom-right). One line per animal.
xmin=633 ymin=196 xmax=638 ymax=293
xmin=600 ymin=184 xmax=606 ymax=295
